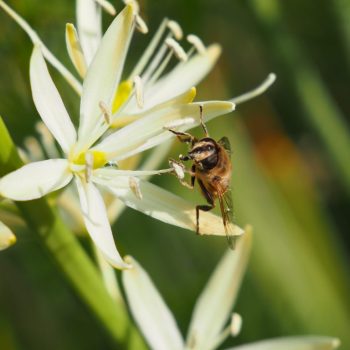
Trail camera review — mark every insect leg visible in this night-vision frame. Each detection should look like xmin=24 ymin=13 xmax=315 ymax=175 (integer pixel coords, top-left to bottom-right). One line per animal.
xmin=199 ymin=104 xmax=209 ymax=137
xmin=196 ymin=204 xmax=215 ymax=235
xmin=196 ymin=179 xmax=215 ymax=235
xmin=165 ymin=128 xmax=197 ymax=145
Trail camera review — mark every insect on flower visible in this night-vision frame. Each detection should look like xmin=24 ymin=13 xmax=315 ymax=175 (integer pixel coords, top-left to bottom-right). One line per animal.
xmin=167 ymin=105 xmax=236 ymax=249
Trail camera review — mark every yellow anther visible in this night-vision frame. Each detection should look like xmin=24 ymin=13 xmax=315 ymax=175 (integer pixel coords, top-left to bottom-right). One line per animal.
xmin=112 ymin=80 xmax=133 ymax=114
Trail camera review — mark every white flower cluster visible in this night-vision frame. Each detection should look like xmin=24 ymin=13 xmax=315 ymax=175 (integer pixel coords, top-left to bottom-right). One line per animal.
xmin=0 ymin=2 xmax=334 ymax=349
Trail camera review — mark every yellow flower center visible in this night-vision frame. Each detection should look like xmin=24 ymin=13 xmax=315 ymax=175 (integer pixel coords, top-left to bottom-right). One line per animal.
xmin=73 ymin=150 xmax=107 ymax=169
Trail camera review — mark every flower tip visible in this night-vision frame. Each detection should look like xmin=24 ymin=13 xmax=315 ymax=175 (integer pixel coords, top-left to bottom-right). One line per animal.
xmin=123 ymin=255 xmax=135 ymax=269
xmin=189 ymin=87 xmax=197 ymax=101
xmin=332 ymin=338 xmax=341 ymax=348
xmin=230 ymin=313 xmax=242 ymax=337
xmin=0 ymin=222 xmax=16 ymax=251
xmin=207 ymin=43 xmax=222 ymax=61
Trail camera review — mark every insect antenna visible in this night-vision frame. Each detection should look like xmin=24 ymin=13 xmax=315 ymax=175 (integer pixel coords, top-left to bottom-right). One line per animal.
xmin=199 ymin=104 xmax=209 ymax=137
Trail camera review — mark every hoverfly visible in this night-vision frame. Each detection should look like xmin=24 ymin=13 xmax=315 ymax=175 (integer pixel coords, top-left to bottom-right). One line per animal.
xmin=167 ymin=105 xmax=236 ymax=249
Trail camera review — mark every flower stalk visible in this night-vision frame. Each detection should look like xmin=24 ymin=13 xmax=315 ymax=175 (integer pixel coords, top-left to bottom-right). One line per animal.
xmin=0 ymin=117 xmax=145 ymax=349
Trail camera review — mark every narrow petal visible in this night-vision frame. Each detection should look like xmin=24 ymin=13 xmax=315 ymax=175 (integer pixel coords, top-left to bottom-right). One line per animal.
xmin=0 ymin=221 xmax=16 ymax=251
xmin=76 ymin=0 xmax=102 ymax=65
xmin=230 ymin=73 xmax=276 ymax=105
xmin=65 ymin=23 xmax=87 ymax=78
xmin=93 ymin=173 xmax=244 ymax=237
xmin=78 ymin=5 xmax=135 ymax=147
xmin=122 ymin=256 xmax=185 ymax=350
xmin=30 ymin=47 xmax=77 ymax=154
xmin=227 ymin=336 xmax=340 ymax=350
xmin=94 ymin=97 xmax=235 ymax=161
xmin=143 ymin=44 xmax=221 ymax=110
xmin=75 ymin=177 xmax=130 ymax=269
xmin=0 ymin=0 xmax=82 ymax=95
xmin=186 ymin=228 xmax=252 ymax=350
xmin=0 ymin=159 xmax=72 ymax=200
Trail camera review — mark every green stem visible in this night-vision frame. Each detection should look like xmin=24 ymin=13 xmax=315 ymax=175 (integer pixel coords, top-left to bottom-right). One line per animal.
xmin=0 ymin=117 xmax=145 ymax=349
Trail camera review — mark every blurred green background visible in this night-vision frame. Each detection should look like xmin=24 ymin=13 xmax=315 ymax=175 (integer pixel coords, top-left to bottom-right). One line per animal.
xmin=0 ymin=0 xmax=350 ymax=349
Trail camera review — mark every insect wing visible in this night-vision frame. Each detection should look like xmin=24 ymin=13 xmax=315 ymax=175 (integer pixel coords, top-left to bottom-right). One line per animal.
xmin=218 ymin=136 xmax=232 ymax=157
xmin=218 ymin=188 xmax=236 ymax=250
xmin=218 ymin=137 xmax=236 ymax=249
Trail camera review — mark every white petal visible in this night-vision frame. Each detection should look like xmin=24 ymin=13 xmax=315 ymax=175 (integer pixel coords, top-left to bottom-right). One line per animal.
xmin=93 ymin=173 xmax=244 ymax=237
xmin=75 ymin=177 xmax=130 ymax=269
xmin=143 ymin=44 xmax=221 ymax=110
xmin=122 ymin=256 xmax=185 ymax=350
xmin=76 ymin=0 xmax=102 ymax=65
xmin=30 ymin=47 xmax=77 ymax=154
xmin=227 ymin=336 xmax=341 ymax=350
xmin=0 ymin=159 xmax=72 ymax=200
xmin=65 ymin=23 xmax=87 ymax=78
xmin=95 ymin=97 xmax=235 ymax=161
xmin=0 ymin=221 xmax=16 ymax=251
xmin=78 ymin=5 xmax=135 ymax=146
xmin=186 ymin=228 xmax=252 ymax=350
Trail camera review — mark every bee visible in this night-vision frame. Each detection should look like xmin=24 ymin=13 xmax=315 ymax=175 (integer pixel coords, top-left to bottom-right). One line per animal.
xmin=167 ymin=105 xmax=236 ymax=249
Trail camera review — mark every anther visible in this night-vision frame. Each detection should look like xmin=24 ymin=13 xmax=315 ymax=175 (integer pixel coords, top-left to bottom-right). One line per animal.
xmin=165 ymin=38 xmax=188 ymax=61
xmin=85 ymin=152 xmax=94 ymax=183
xmin=187 ymin=34 xmax=206 ymax=55
xmin=94 ymin=0 xmax=116 ymax=16
xmin=167 ymin=20 xmax=183 ymax=40
xmin=135 ymin=15 xmax=148 ymax=34
xmin=129 ymin=177 xmax=143 ymax=200
xmin=133 ymin=75 xmax=144 ymax=108
xmin=99 ymin=101 xmax=112 ymax=125
xmin=230 ymin=313 xmax=242 ymax=337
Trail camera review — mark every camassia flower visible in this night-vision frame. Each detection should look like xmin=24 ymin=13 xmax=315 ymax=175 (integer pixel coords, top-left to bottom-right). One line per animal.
xmin=122 ymin=228 xmax=340 ymax=350
xmin=0 ymin=5 xmax=239 ymax=268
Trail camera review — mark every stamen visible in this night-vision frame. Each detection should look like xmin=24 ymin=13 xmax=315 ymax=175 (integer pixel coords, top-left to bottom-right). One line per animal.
xmin=230 ymin=73 xmax=277 ymax=105
xmin=146 ymin=50 xmax=173 ymax=85
xmin=167 ymin=20 xmax=183 ymax=40
xmin=135 ymin=15 xmax=148 ymax=34
xmin=165 ymin=38 xmax=188 ymax=61
xmin=133 ymin=75 xmax=144 ymax=108
xmin=230 ymin=313 xmax=242 ymax=337
xmin=85 ymin=152 xmax=94 ymax=183
xmin=35 ymin=122 xmax=60 ymax=158
xmin=94 ymin=0 xmax=116 ymax=16
xmin=128 ymin=18 xmax=169 ymax=80
xmin=141 ymin=42 xmax=168 ymax=82
xmin=24 ymin=136 xmax=44 ymax=161
xmin=99 ymin=100 xmax=112 ymax=125
xmin=187 ymin=34 xmax=206 ymax=55
xmin=129 ymin=177 xmax=143 ymax=200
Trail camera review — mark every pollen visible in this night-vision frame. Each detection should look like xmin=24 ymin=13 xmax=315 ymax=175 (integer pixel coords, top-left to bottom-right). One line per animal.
xmin=112 ymin=80 xmax=133 ymax=114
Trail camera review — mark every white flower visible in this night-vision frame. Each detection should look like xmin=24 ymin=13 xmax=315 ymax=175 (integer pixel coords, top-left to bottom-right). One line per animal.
xmin=0 ymin=4 xmax=240 ymax=269
xmin=0 ymin=220 xmax=16 ymax=251
xmin=122 ymin=227 xmax=252 ymax=350
xmin=122 ymin=227 xmax=340 ymax=350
